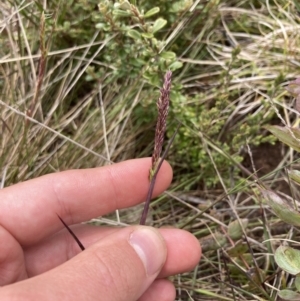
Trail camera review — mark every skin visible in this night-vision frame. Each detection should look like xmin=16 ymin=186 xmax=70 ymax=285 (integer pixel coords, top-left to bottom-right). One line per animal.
xmin=0 ymin=158 xmax=201 ymax=301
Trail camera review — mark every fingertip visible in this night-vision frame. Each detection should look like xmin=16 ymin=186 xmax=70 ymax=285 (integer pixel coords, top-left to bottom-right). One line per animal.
xmin=160 ymin=160 xmax=173 ymax=181
xmin=129 ymin=226 xmax=167 ymax=277
xmin=120 ymin=157 xmax=173 ymax=197
xmin=155 ymin=159 xmax=173 ymax=192
xmin=182 ymin=230 xmax=202 ymax=269
xmin=175 ymin=229 xmax=201 ymax=271
xmin=159 ymin=229 xmax=201 ymax=277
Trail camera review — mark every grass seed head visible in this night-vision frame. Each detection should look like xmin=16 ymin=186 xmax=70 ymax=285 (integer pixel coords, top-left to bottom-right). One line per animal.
xmin=151 ymin=70 xmax=172 ymax=171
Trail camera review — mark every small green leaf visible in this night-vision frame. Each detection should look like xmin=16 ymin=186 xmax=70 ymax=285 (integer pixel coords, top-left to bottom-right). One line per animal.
xmin=152 ymin=18 xmax=167 ymax=33
xmin=112 ymin=9 xmax=132 ymax=17
xmin=227 ymin=241 xmax=248 ymax=257
xmin=141 ymin=32 xmax=154 ymax=39
xmin=262 ymin=189 xmax=300 ymax=227
xmin=115 ymin=0 xmax=131 ymax=10
xmin=265 ymin=125 xmax=300 ymax=153
xmin=169 ymin=61 xmax=183 ymax=71
xmin=288 ymin=170 xmax=300 ymax=186
xmin=160 ymin=51 xmax=176 ymax=60
xmin=295 ymin=275 xmax=300 ymax=292
xmin=95 ymin=23 xmax=105 ymax=29
xmin=228 ymin=218 xmax=248 ymax=240
xmin=127 ymin=29 xmax=141 ymax=40
xmin=275 ymin=246 xmax=300 ymax=275
xmin=200 ymin=232 xmax=227 ymax=252
xmin=171 ymin=0 xmax=193 ymax=13
xmin=144 ymin=7 xmax=160 ymax=18
xmin=143 ymin=71 xmax=160 ymax=86
xmin=278 ymin=289 xmax=300 ymax=300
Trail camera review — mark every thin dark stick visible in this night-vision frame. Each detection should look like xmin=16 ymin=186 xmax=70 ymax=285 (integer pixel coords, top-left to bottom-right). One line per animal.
xmin=57 ymin=214 xmax=85 ymax=251
xmin=140 ymin=123 xmax=180 ymax=225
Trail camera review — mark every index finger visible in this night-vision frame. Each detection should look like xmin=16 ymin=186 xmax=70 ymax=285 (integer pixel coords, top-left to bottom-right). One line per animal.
xmin=0 ymin=158 xmax=172 ymax=245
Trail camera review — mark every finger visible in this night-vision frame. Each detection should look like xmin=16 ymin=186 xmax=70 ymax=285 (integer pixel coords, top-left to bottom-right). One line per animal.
xmin=1 ymin=226 xmax=167 ymax=301
xmin=24 ymin=225 xmax=118 ymax=277
xmin=0 ymin=225 xmax=28 ymax=285
xmin=0 ymin=158 xmax=172 ymax=246
xmin=138 ymin=279 xmax=175 ymax=301
xmin=159 ymin=228 xmax=201 ymax=278
xmin=24 ymin=226 xmax=201 ymax=279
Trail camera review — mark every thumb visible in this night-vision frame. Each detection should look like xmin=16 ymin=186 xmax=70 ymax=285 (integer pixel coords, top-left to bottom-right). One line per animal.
xmin=1 ymin=226 xmax=167 ymax=301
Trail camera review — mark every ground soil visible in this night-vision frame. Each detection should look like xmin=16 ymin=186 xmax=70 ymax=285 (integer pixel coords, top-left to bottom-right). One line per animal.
xmin=243 ymin=142 xmax=291 ymax=195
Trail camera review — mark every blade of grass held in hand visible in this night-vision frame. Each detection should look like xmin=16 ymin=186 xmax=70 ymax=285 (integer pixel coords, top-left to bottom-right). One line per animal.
xmin=140 ymin=71 xmax=173 ymax=225
xmin=57 ymin=214 xmax=85 ymax=251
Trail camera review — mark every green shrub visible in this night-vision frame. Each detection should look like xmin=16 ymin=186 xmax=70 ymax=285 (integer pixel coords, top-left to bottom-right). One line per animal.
xmin=1 ymin=0 xmax=292 ymax=188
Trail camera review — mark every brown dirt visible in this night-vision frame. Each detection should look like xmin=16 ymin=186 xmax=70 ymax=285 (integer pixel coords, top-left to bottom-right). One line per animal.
xmin=242 ymin=142 xmax=291 ymax=194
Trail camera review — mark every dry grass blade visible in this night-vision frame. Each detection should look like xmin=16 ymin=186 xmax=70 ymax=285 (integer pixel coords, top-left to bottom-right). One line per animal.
xmin=29 ymin=11 xmax=47 ymax=118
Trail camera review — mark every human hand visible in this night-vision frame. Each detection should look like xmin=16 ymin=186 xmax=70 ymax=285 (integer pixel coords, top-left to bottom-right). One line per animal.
xmin=0 ymin=158 xmax=201 ymax=301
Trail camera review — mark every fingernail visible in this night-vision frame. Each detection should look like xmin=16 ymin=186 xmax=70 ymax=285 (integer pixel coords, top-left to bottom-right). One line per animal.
xmin=129 ymin=227 xmax=166 ymax=276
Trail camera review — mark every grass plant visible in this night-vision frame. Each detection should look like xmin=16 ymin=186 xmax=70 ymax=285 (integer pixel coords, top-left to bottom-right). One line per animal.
xmin=1 ymin=0 xmax=300 ymax=300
